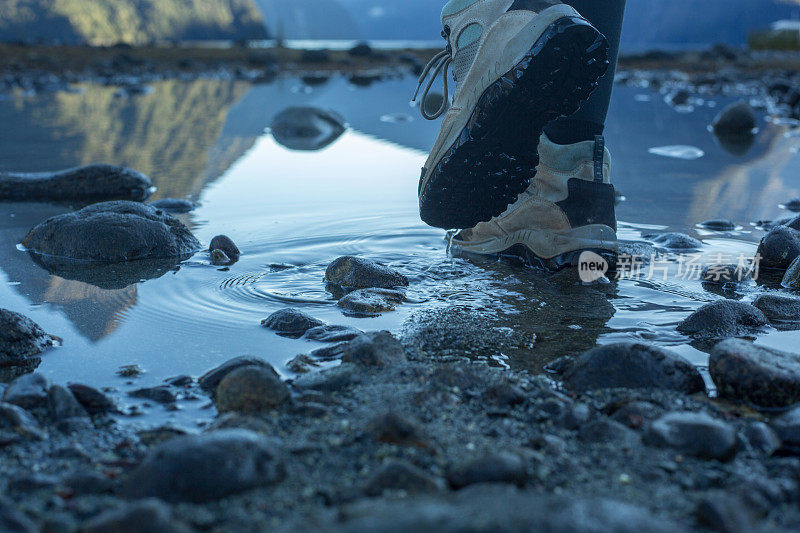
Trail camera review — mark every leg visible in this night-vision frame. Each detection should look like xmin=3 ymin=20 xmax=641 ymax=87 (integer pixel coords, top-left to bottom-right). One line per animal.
xmin=544 ymin=0 xmax=627 ymax=144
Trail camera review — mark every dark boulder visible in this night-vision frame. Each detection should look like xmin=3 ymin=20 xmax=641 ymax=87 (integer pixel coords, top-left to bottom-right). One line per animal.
xmin=215 ymin=365 xmax=291 ymax=413
xmin=644 ymin=412 xmax=737 ymax=461
xmin=757 ymin=226 xmax=800 ymax=271
xmin=325 ymin=256 xmax=408 ymax=290
xmin=67 ymin=383 xmax=115 ymax=414
xmin=552 ymin=343 xmax=704 ymax=393
xmin=21 ymin=201 xmax=200 ymax=263
xmin=710 ymin=339 xmax=800 ymax=408
xmin=199 ymin=356 xmax=269 ymax=395
xmin=0 ymin=164 xmax=152 ymax=203
xmin=752 ymin=293 xmax=800 ymax=326
xmin=0 ymin=309 xmax=56 ymax=381
xmin=261 ymin=308 xmax=325 ymax=338
xmin=122 ymin=429 xmax=285 ymax=503
xmin=677 ymin=300 xmax=767 ymax=339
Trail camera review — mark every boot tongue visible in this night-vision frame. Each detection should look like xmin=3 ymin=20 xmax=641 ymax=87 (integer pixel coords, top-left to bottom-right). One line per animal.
xmin=441 ymin=0 xmax=481 ymax=22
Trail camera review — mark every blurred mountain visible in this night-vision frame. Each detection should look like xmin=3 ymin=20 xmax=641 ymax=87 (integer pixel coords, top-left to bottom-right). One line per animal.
xmin=255 ymin=0 xmax=800 ymax=50
xmin=0 ymin=0 xmax=268 ymax=45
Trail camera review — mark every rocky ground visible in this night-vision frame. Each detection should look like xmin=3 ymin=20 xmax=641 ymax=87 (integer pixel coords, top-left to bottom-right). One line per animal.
xmin=5 ymin=43 xmax=800 ymax=532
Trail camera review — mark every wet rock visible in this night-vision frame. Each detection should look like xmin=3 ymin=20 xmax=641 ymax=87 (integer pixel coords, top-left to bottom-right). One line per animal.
xmin=209 ymin=235 xmax=240 ymax=260
xmin=771 ymin=406 xmax=800 ymax=445
xmin=783 ymin=198 xmax=800 ymax=213
xmin=0 ymin=402 xmax=44 ymax=441
xmin=302 ymin=325 xmax=363 ymax=343
xmin=0 ymin=497 xmax=37 ymax=533
xmin=579 ymin=418 xmax=638 ymax=444
xmin=752 ymin=293 xmax=800 ymax=325
xmin=62 ymin=470 xmax=113 ymax=495
xmin=367 ymin=412 xmax=428 ymax=448
xmin=645 ymin=232 xmax=703 ymax=250
xmin=47 ymin=385 xmax=91 ymax=431
xmin=309 ymin=342 xmax=349 ymax=360
xmin=667 ymin=89 xmax=690 ymax=106
xmin=3 ymin=373 xmax=48 ymax=409
xmin=129 ymin=385 xmax=176 ymax=404
xmin=711 ymin=101 xmax=757 ymax=137
xmin=117 ymin=365 xmax=143 ymax=378
xmin=338 ymin=288 xmax=406 ymax=316
xmin=699 ymin=219 xmax=737 ymax=231
xmin=67 ymin=384 xmax=115 ymax=414
xmin=286 ymin=354 xmax=318 ymax=374
xmin=552 ymin=343 xmax=704 ymax=393
xmin=743 ymin=422 xmax=781 ymax=455
xmin=215 ymin=365 xmax=291 ymax=414
xmin=644 ymin=412 xmax=737 ymax=461
xmin=696 ymin=492 xmax=755 ymax=533
xmin=363 ymin=460 xmax=444 ymax=496
xmin=348 ymin=42 xmax=373 ymax=57
xmin=756 ymin=226 xmax=800 ymax=271
xmin=447 ymin=451 xmax=527 ymax=489
xmin=701 ymin=264 xmax=749 ymax=285
xmin=149 ymin=198 xmax=197 ymax=213
xmin=271 ymin=107 xmax=345 ymax=151
xmin=166 ymin=375 xmax=193 ymax=387
xmin=122 ymin=430 xmax=285 ymax=503
xmin=261 ymin=308 xmax=325 ymax=338
xmin=82 ymin=498 xmax=193 ymax=533
xmin=676 ymin=300 xmax=767 ymax=339
xmin=21 ymin=201 xmax=200 ymax=262
xmin=325 ymin=256 xmax=409 ymax=290
xmin=0 ymin=164 xmax=152 ymax=202
xmin=782 ymin=256 xmax=800 ymax=289
xmin=341 ymin=331 xmax=406 ymax=367
xmin=0 ymin=309 xmax=56 ymax=380
xmin=199 ymin=356 xmax=269 ymax=395
xmin=710 ymin=339 xmax=800 ymax=408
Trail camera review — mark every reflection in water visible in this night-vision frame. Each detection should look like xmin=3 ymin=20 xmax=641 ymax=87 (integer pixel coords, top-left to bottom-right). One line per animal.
xmin=1 ymin=76 xmax=800 ymax=424
xmin=270 ymin=107 xmax=346 ymax=151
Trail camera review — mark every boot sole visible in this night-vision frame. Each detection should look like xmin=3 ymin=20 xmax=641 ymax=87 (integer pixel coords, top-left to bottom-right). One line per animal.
xmin=419 ymin=17 xmax=610 ymax=230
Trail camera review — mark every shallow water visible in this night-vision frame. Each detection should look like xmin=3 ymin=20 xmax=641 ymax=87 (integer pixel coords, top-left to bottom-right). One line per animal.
xmin=2 ymin=74 xmax=800 ymax=428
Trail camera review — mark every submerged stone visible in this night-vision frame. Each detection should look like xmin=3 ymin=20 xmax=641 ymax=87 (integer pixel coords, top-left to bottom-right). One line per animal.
xmin=21 ymin=201 xmax=200 ymax=262
xmin=325 ymin=256 xmax=409 ymax=290
xmin=0 ymin=164 xmax=152 ymax=203
xmin=552 ymin=343 xmax=704 ymax=393
xmin=122 ymin=430 xmax=285 ymax=503
xmin=710 ymin=339 xmax=800 ymax=407
xmin=261 ymin=308 xmax=325 ymax=338
xmin=338 ymin=288 xmax=406 ymax=316
xmin=644 ymin=412 xmax=737 ymax=461
xmin=129 ymin=386 xmax=176 ymax=404
xmin=757 ymin=226 xmax=800 ymax=271
xmin=676 ymin=300 xmax=767 ymax=339
xmin=215 ymin=365 xmax=291 ymax=414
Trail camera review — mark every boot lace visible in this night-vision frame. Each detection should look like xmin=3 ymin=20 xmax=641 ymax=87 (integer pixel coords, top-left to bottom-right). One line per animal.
xmin=412 ymin=26 xmax=454 ymax=120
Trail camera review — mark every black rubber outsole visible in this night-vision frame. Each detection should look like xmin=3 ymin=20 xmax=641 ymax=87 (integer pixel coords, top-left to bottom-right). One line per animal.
xmin=419 ymin=16 xmax=610 ymax=230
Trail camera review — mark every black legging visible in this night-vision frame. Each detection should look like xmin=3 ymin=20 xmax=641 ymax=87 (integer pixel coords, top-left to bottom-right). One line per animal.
xmin=544 ymin=0 xmax=627 ymax=145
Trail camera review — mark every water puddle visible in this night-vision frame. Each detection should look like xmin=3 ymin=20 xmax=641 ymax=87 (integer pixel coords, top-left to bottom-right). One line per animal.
xmin=1 ymin=75 xmax=800 ymax=428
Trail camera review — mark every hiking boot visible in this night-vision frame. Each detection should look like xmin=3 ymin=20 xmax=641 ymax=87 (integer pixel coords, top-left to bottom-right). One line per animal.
xmin=414 ymin=0 xmax=610 ymax=230
xmin=448 ymin=133 xmax=618 ymax=269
